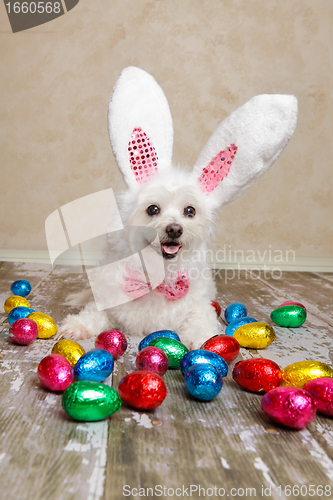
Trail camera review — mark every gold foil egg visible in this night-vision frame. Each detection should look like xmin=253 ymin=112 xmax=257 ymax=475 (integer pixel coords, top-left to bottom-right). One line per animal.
xmin=233 ymin=322 xmax=275 ymax=349
xmin=281 ymin=360 xmax=333 ymax=388
xmin=52 ymin=339 xmax=85 ymax=367
xmin=27 ymin=312 xmax=57 ymax=339
xmin=4 ymin=295 xmax=31 ymax=314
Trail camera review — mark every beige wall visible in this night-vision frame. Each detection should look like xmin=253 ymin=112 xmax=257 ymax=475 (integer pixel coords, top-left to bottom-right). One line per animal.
xmin=1 ymin=0 xmax=332 ymax=262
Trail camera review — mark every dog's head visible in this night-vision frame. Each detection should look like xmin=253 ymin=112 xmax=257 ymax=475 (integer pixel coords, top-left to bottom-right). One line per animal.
xmin=126 ymin=169 xmax=213 ymax=260
xmin=108 ymin=67 xmax=298 ymax=258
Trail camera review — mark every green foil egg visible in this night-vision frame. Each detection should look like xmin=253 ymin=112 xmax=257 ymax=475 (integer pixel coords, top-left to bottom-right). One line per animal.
xmin=62 ymin=381 xmax=121 ymax=421
xmin=271 ymin=305 xmax=306 ymax=328
xmin=148 ymin=337 xmax=189 ymax=369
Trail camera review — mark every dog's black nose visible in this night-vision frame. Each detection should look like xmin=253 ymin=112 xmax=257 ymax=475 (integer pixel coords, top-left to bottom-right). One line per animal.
xmin=166 ymin=223 xmax=183 ymax=239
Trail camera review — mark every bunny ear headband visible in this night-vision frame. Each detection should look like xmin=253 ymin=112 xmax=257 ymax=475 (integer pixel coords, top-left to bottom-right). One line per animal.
xmin=108 ymin=66 xmax=298 ymax=209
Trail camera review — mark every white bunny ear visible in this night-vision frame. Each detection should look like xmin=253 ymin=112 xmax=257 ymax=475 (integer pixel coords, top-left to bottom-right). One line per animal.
xmin=108 ymin=67 xmax=173 ymax=188
xmin=191 ymin=94 xmax=298 ymax=209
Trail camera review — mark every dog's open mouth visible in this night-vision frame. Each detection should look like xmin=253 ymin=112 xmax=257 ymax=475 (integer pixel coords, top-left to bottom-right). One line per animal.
xmin=161 ymin=241 xmax=182 ymax=259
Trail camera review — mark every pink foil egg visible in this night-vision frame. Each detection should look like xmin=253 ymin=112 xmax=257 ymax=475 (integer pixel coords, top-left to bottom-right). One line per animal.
xmin=38 ymin=354 xmax=74 ymax=392
xmin=9 ymin=318 xmax=38 ymax=345
xmin=261 ymin=386 xmax=316 ymax=429
xmin=303 ymin=377 xmax=333 ymax=417
xmin=136 ymin=346 xmax=169 ymax=376
xmin=95 ymin=329 xmax=127 ymax=359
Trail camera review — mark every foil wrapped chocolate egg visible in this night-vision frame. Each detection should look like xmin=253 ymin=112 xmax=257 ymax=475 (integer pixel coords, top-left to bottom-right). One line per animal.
xmin=8 ymin=306 xmax=35 ymax=325
xmin=303 ymin=377 xmax=333 ymax=417
xmin=138 ymin=330 xmax=180 ymax=351
xmin=224 ymin=302 xmax=247 ymax=324
xmin=118 ymin=371 xmax=167 ymax=410
xmin=52 ymin=339 xmax=85 ymax=367
xmin=180 ymin=349 xmax=228 ymax=377
xmin=271 ymin=305 xmax=306 ymax=328
xmin=38 ymin=354 xmax=74 ymax=391
xmin=233 ymin=322 xmax=275 ymax=349
xmin=211 ymin=300 xmax=222 ymax=317
xmin=281 ymin=360 xmax=333 ymax=388
xmin=261 ymin=386 xmax=316 ymax=429
xmin=4 ymin=295 xmax=31 ymax=314
xmin=10 ymin=279 xmax=32 ymax=297
xmin=225 ymin=317 xmax=257 ymax=337
xmin=74 ymin=349 xmax=114 ymax=382
xmin=232 ymin=358 xmax=283 ymax=393
xmin=148 ymin=337 xmax=189 ymax=369
xmin=95 ymin=329 xmax=127 ymax=359
xmin=27 ymin=312 xmax=57 ymax=338
xmin=9 ymin=318 xmax=38 ymax=345
xmin=136 ymin=346 xmax=169 ymax=376
xmin=279 ymin=301 xmax=306 ymax=311
xmin=201 ymin=334 xmax=240 ymax=363
xmin=62 ymin=381 xmax=121 ymax=421
xmin=185 ymin=363 xmax=223 ymax=401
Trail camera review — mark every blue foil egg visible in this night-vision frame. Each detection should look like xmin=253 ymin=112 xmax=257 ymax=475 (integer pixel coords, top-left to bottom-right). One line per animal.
xmin=74 ymin=349 xmax=114 ymax=382
xmin=10 ymin=280 xmax=32 ymax=297
xmin=225 ymin=317 xmax=257 ymax=336
xmin=180 ymin=349 xmax=228 ymax=377
xmin=8 ymin=306 xmax=35 ymax=325
xmin=185 ymin=363 xmax=223 ymax=401
xmin=138 ymin=330 xmax=180 ymax=351
xmin=224 ymin=302 xmax=247 ymax=324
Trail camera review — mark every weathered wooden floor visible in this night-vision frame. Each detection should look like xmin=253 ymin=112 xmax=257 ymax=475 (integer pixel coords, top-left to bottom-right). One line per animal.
xmin=0 ymin=261 xmax=333 ymax=500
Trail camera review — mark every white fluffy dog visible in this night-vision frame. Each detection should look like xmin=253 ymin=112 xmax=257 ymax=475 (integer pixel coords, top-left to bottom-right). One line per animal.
xmin=57 ymin=67 xmax=297 ymax=349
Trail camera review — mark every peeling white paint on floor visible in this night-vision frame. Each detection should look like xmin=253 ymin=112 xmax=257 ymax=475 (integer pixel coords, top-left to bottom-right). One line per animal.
xmin=263 ymin=327 xmax=333 ymax=366
xmin=62 ymin=422 xmax=108 ymax=500
xmin=131 ymin=412 xmax=153 ymax=429
xmin=45 ymin=393 xmax=58 ymax=405
xmin=253 ymin=456 xmax=277 ymax=489
xmin=220 ymin=457 xmax=230 ymax=469
xmin=239 ymin=430 xmax=257 ymax=452
xmin=300 ymin=428 xmax=333 ymax=481
xmin=10 ymin=366 xmax=25 ymax=392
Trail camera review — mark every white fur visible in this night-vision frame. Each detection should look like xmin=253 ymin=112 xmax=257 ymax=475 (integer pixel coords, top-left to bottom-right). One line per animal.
xmin=57 ymin=67 xmax=298 ymax=349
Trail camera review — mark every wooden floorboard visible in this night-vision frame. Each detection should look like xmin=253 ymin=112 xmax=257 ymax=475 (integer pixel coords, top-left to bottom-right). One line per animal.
xmin=1 ymin=263 xmax=333 ymax=500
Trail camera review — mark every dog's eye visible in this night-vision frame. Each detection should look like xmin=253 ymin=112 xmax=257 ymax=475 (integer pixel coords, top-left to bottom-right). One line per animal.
xmin=184 ymin=206 xmax=196 ymax=218
xmin=147 ymin=205 xmax=160 ymax=216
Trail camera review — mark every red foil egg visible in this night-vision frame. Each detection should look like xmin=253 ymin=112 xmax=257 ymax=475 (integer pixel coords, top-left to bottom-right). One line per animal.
xmin=211 ymin=301 xmax=222 ymax=317
xmin=118 ymin=371 xmax=167 ymax=410
xmin=136 ymin=346 xmax=169 ymax=376
xmin=303 ymin=377 xmax=333 ymax=417
xmin=9 ymin=318 xmax=38 ymax=345
xmin=232 ymin=358 xmax=283 ymax=393
xmin=201 ymin=334 xmax=240 ymax=363
xmin=95 ymin=329 xmax=127 ymax=359
xmin=261 ymin=386 xmax=316 ymax=429
xmin=38 ymin=354 xmax=74 ymax=391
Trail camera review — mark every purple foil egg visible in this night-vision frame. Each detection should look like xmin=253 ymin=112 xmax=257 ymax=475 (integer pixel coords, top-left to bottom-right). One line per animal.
xmin=9 ymin=318 xmax=38 ymax=345
xmin=303 ymin=377 xmax=333 ymax=417
xmin=261 ymin=386 xmax=316 ymax=429
xmin=135 ymin=346 xmax=169 ymax=376
xmin=95 ymin=329 xmax=127 ymax=359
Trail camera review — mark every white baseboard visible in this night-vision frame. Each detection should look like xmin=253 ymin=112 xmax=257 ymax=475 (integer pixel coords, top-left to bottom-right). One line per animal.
xmin=0 ymin=250 xmax=332 ymax=273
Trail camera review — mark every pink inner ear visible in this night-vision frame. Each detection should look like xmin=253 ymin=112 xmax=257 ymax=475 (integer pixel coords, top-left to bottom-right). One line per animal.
xmin=128 ymin=127 xmax=159 ymax=183
xmin=198 ymin=144 xmax=237 ymax=193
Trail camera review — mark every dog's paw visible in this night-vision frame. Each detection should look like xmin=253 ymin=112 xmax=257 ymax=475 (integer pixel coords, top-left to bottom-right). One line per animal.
xmin=56 ymin=316 xmax=96 ymax=341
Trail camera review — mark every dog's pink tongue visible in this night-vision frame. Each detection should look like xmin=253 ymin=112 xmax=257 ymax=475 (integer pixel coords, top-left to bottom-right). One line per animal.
xmin=162 ymin=244 xmax=180 ymax=254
